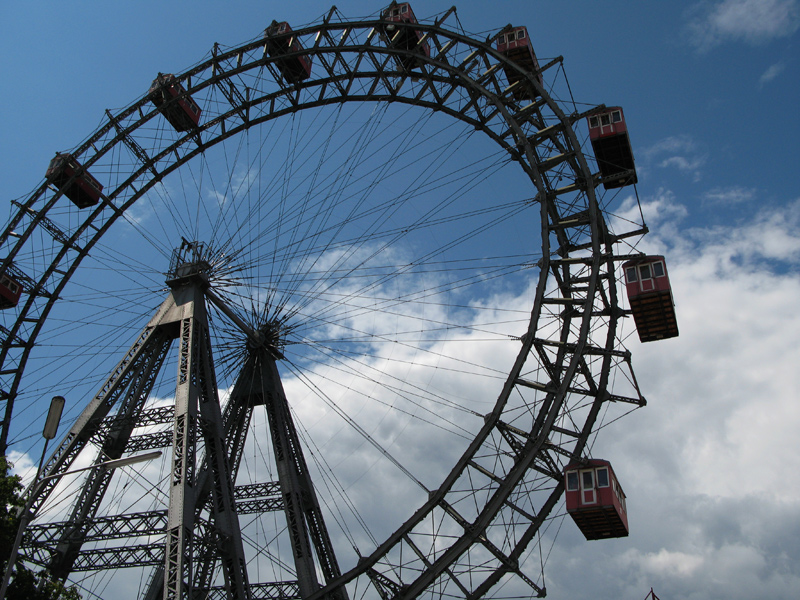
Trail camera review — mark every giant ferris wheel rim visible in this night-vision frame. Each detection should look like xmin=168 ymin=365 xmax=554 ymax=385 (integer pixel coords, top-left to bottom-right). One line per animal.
xmin=0 ymin=14 xmax=594 ymax=441
xmin=1 ymin=8 xmax=643 ymax=599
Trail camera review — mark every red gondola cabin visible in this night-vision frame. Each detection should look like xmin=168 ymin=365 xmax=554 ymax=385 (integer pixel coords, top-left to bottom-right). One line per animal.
xmin=149 ymin=74 xmax=202 ymax=132
xmin=381 ymin=2 xmax=430 ymax=71
xmin=45 ymin=153 xmax=103 ymax=209
xmin=587 ymin=107 xmax=638 ymax=189
xmin=265 ymin=21 xmax=313 ymax=83
xmin=623 ymin=255 xmax=679 ymax=343
xmin=0 ymin=272 xmax=22 ymax=309
xmin=564 ymin=459 xmax=628 ymax=540
xmin=496 ymin=26 xmax=542 ymax=100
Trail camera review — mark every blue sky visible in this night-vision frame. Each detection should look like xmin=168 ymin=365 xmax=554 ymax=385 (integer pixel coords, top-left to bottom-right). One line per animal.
xmin=2 ymin=1 xmax=799 ymax=599
xmin=2 ymin=0 xmax=798 ymax=219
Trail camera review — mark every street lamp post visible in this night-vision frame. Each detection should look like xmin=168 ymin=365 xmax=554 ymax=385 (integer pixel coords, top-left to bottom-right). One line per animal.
xmin=0 ymin=450 xmax=162 ymax=599
xmin=35 ymin=397 xmax=65 ymax=480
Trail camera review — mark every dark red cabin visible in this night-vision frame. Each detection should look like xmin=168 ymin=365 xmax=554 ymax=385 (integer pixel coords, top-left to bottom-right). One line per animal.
xmin=149 ymin=74 xmax=202 ymax=132
xmin=496 ymin=26 xmax=542 ymax=100
xmin=381 ymin=2 xmax=431 ymax=71
xmin=265 ymin=21 xmax=313 ymax=83
xmin=587 ymin=107 xmax=638 ymax=189
xmin=564 ymin=459 xmax=628 ymax=540
xmin=0 ymin=272 xmax=22 ymax=309
xmin=45 ymin=153 xmax=103 ymax=209
xmin=622 ymin=255 xmax=679 ymax=343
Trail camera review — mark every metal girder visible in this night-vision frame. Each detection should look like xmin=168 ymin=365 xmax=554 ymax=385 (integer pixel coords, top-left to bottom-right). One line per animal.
xmin=24 ymin=478 xmax=284 ymax=549
xmin=163 ymin=276 xmax=250 ymax=600
xmin=0 ymin=325 xmax=26 ymax=348
xmin=233 ymin=481 xmax=281 ymax=499
xmin=231 ymin=483 xmax=284 ymax=514
xmin=211 ymin=44 xmax=250 ymax=124
xmin=366 ymin=567 xmax=405 ymax=600
xmin=47 ymin=328 xmax=173 ymax=580
xmin=255 ymin=348 xmax=348 ymax=600
xmin=235 ymin=497 xmax=284 ymax=515
xmin=189 ymin=345 xmax=275 ymax=594
xmin=94 ymin=405 xmax=175 ymax=437
xmin=205 ymin=582 xmax=300 ymax=600
xmin=11 ymin=274 xmax=254 ymax=600
xmin=106 ymin=108 xmax=159 ymax=178
xmin=26 ymin=297 xmax=178 ymax=517
xmin=25 ymin=510 xmax=169 ymax=547
xmin=144 ymin=341 xmax=272 ymax=599
xmin=10 ymin=200 xmax=84 ymax=253
xmin=69 ymin=544 xmax=166 ymax=572
xmin=1 ymin=262 xmax=52 ymax=299
xmin=126 ymin=430 xmax=174 ymax=451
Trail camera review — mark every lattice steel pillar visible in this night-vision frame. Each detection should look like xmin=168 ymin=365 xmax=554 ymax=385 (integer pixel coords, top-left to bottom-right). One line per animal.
xmin=248 ymin=347 xmax=347 ymax=600
xmin=14 ymin=243 xmax=251 ymax=600
xmin=162 ymin=246 xmax=250 ymax=600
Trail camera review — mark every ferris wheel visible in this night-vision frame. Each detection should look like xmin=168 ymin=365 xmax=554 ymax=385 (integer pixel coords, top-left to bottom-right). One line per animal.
xmin=0 ymin=4 xmax=665 ymax=599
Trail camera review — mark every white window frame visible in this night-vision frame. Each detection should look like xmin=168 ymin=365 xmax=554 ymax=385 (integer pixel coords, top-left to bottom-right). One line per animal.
xmin=566 ymin=471 xmax=579 ymax=491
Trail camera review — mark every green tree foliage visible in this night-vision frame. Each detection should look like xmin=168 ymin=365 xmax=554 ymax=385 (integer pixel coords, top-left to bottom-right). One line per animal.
xmin=1 ymin=457 xmax=81 ymax=600
xmin=0 ymin=456 xmax=24 ymax=575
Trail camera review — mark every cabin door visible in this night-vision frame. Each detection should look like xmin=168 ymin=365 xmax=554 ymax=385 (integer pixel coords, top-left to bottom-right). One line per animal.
xmin=638 ymin=263 xmax=655 ymax=293
xmin=580 ymin=469 xmax=596 ymax=505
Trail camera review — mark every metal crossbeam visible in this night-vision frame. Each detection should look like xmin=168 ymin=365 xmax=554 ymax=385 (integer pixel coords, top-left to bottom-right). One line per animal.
xmin=25 ymin=510 xmax=168 ymax=546
xmin=127 ymin=430 xmax=173 ymax=451
xmin=10 ymin=201 xmax=84 ymax=253
xmin=106 ymin=108 xmax=159 ymax=177
xmin=205 ymin=582 xmax=300 ymax=600
xmin=25 ymin=477 xmax=282 ymax=548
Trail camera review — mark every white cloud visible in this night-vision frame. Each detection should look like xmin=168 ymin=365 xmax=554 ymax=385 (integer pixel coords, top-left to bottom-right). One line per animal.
xmin=702 ymin=185 xmax=757 ymax=204
xmin=687 ymin=0 xmax=800 ymax=50
xmin=620 ymin=548 xmax=705 ymax=579
xmin=759 ymin=61 xmax=786 ymax=85
xmin=7 ymin=449 xmax=36 ymax=482
xmin=547 ymin=193 xmax=800 ymax=599
xmin=642 ymin=135 xmax=706 ymax=181
xmin=287 ymin=193 xmax=800 ymax=600
xmin=609 ymin=188 xmax=688 ymax=245
xmin=659 ymin=155 xmax=706 ymax=177
xmin=14 ymin=186 xmax=800 ymax=600
xmin=644 ymin=135 xmax=699 ymax=157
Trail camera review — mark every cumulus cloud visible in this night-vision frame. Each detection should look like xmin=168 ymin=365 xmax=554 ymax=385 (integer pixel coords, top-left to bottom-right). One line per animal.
xmin=542 ymin=193 xmax=800 ymax=600
xmin=686 ymin=0 xmax=800 ymax=51
xmin=641 ymin=135 xmax=706 ymax=181
xmin=12 ymin=181 xmax=800 ymax=600
xmin=7 ymin=449 xmax=36 ymax=482
xmin=272 ymin=192 xmax=800 ymax=600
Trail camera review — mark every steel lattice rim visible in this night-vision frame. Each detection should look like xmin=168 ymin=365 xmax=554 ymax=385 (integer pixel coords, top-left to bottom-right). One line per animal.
xmin=1 ymin=11 xmax=644 ymax=599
